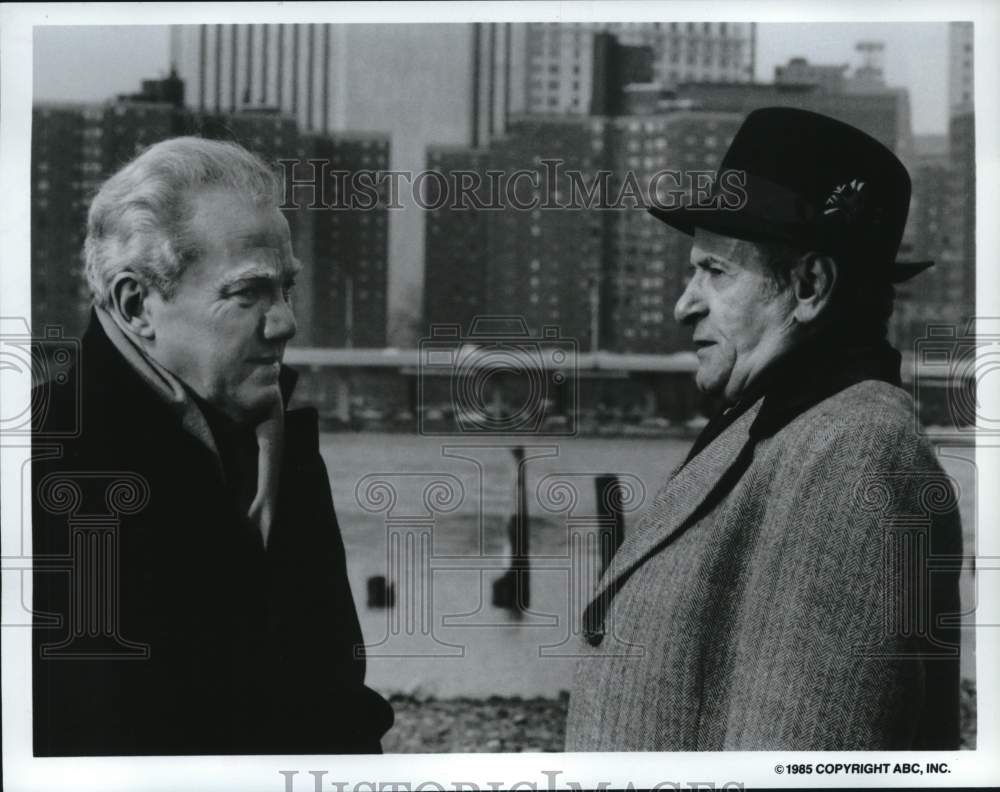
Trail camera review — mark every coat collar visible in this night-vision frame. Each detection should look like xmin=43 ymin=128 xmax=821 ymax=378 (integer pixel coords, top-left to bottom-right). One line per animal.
xmin=81 ymin=308 xmax=301 ymax=548
xmin=583 ymin=397 xmax=763 ymax=643
xmin=582 ymin=336 xmax=903 ymax=644
xmin=748 ymin=336 xmax=901 ymax=441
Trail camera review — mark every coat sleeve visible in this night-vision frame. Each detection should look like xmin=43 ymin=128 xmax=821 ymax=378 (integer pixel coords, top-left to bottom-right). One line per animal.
xmin=723 ymin=416 xmax=963 ymax=750
xmin=268 ymin=407 xmax=394 ymax=753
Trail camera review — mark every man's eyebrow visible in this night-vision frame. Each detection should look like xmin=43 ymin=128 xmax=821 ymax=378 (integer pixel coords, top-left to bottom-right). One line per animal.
xmin=690 ymin=252 xmax=728 ymax=267
xmin=233 ymin=230 xmax=288 ymax=249
xmin=219 ymin=261 xmax=301 ymax=288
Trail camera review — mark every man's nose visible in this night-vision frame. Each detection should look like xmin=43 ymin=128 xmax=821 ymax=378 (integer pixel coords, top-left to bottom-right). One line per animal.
xmin=673 ymin=276 xmax=705 ymax=325
xmin=264 ymin=295 xmax=297 ymax=342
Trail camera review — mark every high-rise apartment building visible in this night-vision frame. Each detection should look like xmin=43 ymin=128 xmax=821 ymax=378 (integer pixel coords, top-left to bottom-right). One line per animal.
xmin=424 ymin=117 xmax=602 ymax=346
xmin=949 ymin=109 xmax=976 ymax=312
xmin=949 ymin=22 xmax=974 ymax=116
xmin=522 ymin=22 xmax=755 ymax=115
xmin=32 ymin=104 xmax=106 ymax=339
xmin=423 ymin=146 xmax=493 ymax=337
xmin=302 ymin=132 xmax=391 ymax=348
xmin=947 ymin=21 xmax=975 ymax=329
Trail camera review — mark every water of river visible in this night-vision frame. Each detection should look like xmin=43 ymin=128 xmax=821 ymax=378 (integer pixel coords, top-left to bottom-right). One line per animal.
xmin=321 ymin=433 xmax=978 ymax=697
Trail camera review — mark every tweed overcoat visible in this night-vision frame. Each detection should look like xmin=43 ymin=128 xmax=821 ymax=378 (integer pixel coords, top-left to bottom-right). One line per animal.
xmin=565 ymin=379 xmax=962 ymax=751
xmin=32 ymin=312 xmax=394 ymax=755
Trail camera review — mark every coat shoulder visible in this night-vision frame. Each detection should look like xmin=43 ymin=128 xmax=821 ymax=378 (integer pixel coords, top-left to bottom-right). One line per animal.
xmin=808 ymin=379 xmax=913 ymax=425
xmin=785 ymin=380 xmax=921 ymax=452
xmin=759 ymin=380 xmax=942 ymax=490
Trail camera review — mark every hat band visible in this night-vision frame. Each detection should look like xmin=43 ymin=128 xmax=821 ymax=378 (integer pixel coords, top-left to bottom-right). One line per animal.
xmin=704 ymin=170 xmax=892 ymax=258
xmin=701 ymin=170 xmax=818 ymax=232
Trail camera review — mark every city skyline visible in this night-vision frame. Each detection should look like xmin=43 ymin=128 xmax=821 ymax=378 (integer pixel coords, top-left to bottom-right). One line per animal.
xmin=29 ymin=21 xmax=966 ymax=351
xmin=33 ymin=22 xmax=952 ymax=134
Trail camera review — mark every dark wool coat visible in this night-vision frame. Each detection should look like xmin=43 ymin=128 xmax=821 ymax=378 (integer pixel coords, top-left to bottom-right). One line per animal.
xmin=566 ymin=354 xmax=963 ymax=750
xmin=32 ymin=313 xmax=393 ymax=756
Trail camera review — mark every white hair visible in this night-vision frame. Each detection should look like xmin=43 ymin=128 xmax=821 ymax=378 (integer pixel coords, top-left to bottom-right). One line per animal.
xmin=83 ymin=136 xmax=280 ymax=307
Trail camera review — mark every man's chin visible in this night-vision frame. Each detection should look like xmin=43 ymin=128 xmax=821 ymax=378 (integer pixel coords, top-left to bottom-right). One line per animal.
xmin=226 ymin=385 xmax=283 ymax=425
xmin=694 ymin=369 xmax=725 ymax=398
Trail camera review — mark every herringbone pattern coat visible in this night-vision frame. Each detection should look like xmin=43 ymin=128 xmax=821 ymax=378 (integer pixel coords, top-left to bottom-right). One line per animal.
xmin=566 ymin=381 xmax=962 ymax=750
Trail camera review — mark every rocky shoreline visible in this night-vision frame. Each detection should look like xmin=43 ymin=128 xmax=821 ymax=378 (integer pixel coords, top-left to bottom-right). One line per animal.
xmin=383 ymin=680 xmax=977 ymax=752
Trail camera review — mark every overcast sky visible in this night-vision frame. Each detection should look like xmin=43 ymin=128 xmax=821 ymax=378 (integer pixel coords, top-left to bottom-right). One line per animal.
xmin=33 ymin=22 xmax=952 ymax=134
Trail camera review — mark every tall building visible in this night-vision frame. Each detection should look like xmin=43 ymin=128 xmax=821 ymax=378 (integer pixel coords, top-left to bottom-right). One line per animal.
xmin=522 ymin=22 xmax=755 ymax=115
xmin=486 ymin=117 xmax=604 ymax=347
xmin=174 ymin=24 xmax=510 ymax=145
xmin=303 ymin=132 xmax=391 ymax=348
xmin=949 ymin=110 xmax=976 ymax=314
xmin=947 ymin=22 xmax=975 ymax=338
xmin=423 ymin=146 xmax=493 ymax=337
xmin=949 ymin=22 xmax=974 ymax=116
xmin=424 ymin=117 xmax=602 ymax=347
xmin=32 ymin=104 xmax=106 ymax=339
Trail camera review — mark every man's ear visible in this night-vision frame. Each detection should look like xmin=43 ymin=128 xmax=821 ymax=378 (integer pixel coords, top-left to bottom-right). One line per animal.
xmin=790 ymin=252 xmax=838 ymax=326
xmin=108 ymin=271 xmax=157 ymax=340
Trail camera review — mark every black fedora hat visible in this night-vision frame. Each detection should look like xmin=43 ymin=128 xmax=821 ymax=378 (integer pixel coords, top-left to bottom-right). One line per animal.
xmin=649 ymin=107 xmax=932 ymax=283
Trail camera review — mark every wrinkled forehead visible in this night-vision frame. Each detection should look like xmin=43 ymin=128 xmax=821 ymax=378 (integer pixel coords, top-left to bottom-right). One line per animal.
xmin=186 ymin=187 xmax=292 ymax=248
xmin=689 ymin=228 xmax=761 ymax=267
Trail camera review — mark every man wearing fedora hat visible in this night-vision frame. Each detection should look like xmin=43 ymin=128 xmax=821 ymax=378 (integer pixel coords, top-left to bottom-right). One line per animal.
xmin=565 ymin=108 xmax=963 ymax=750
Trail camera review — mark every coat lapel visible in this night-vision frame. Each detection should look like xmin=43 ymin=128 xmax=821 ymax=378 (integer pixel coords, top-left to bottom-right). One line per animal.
xmin=583 ymin=398 xmax=763 ymax=638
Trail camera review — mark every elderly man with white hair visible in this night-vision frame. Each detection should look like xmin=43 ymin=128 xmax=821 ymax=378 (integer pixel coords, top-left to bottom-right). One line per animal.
xmin=32 ymin=137 xmax=393 ymax=756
